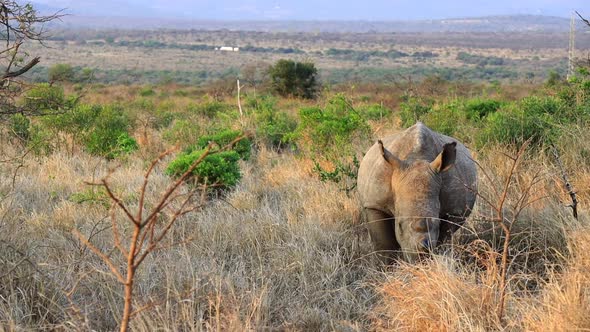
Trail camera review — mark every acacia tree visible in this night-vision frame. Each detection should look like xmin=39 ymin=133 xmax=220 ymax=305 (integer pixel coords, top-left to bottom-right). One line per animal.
xmin=0 ymin=1 xmax=63 ymax=117
xmin=269 ymin=59 xmax=318 ymax=99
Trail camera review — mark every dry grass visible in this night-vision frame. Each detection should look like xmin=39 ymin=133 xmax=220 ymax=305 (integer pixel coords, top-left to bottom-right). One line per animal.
xmin=1 ymin=86 xmax=590 ymax=330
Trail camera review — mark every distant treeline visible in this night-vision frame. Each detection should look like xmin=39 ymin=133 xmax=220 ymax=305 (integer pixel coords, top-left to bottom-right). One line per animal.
xmin=456 ymin=52 xmax=506 ymax=66
xmin=63 ymin=36 xmax=443 ymax=60
xmin=25 ymin=62 xmax=560 ymax=87
xmin=322 ymin=66 xmax=522 ymax=84
xmin=83 ymin=39 xmax=306 ymax=54
xmin=25 ymin=65 xmax=239 ymax=85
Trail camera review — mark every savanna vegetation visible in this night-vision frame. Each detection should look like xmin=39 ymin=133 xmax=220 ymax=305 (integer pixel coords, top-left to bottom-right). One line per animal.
xmin=1 ymin=3 xmax=590 ymax=331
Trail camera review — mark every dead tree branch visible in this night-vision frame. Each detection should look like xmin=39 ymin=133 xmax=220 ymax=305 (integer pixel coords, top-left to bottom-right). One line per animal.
xmin=551 ymin=146 xmax=578 ymax=220
xmin=74 ymin=135 xmax=246 ymax=332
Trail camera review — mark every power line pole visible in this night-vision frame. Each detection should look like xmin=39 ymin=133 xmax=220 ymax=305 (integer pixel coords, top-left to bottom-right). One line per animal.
xmin=568 ymin=11 xmax=576 ymax=80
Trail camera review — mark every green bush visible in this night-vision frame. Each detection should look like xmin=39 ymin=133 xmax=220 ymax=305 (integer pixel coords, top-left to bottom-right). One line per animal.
xmin=23 ymin=83 xmax=66 ymax=113
xmin=173 ymin=89 xmax=189 ymax=97
xmin=187 ymin=100 xmax=230 ymax=118
xmin=269 ymin=59 xmax=318 ymax=99
xmin=153 ymin=108 xmax=175 ymax=129
xmin=191 ymin=129 xmax=251 ymax=160
xmin=313 ymin=156 xmax=359 ymax=194
xmin=139 ymin=87 xmax=156 ymax=97
xmin=69 ymin=187 xmax=110 ymax=207
xmin=163 ymin=119 xmax=202 ymax=147
xmin=28 ymin=124 xmax=54 ymax=156
xmin=399 ymin=97 xmax=432 ymax=127
xmin=297 ymin=94 xmax=370 ymax=156
xmin=9 ymin=113 xmax=30 ymax=141
xmin=422 ymin=102 xmax=466 ymax=137
xmin=359 ymin=103 xmax=391 ymax=120
xmin=43 ymin=104 xmax=101 ymax=133
xmin=114 ymin=133 xmax=139 ymax=156
xmin=42 ymin=103 xmax=137 ymax=159
xmin=519 ymin=96 xmax=564 ymax=117
xmin=476 ymin=103 xmax=557 ymax=148
xmin=463 ymin=99 xmax=503 ymax=120
xmin=166 ymin=150 xmax=241 ymax=187
xmin=248 ymin=95 xmax=297 ymax=148
xmin=48 ymin=63 xmax=75 ymax=82
xmin=83 ymin=105 xmax=137 ymax=158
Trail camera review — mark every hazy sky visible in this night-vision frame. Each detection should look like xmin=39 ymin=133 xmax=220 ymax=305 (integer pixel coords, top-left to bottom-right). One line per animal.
xmin=33 ymin=0 xmax=588 ymax=20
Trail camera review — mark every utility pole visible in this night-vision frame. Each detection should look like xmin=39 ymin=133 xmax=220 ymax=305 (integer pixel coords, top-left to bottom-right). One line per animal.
xmin=567 ymin=11 xmax=576 ymax=80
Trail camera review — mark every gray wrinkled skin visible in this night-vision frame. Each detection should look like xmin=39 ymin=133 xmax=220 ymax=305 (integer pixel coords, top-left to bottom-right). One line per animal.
xmin=357 ymin=122 xmax=477 ymax=263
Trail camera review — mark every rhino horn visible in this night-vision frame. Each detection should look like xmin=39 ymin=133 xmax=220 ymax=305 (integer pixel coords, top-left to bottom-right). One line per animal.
xmin=378 ymin=140 xmax=404 ymax=169
xmin=430 ymin=142 xmax=457 ymax=173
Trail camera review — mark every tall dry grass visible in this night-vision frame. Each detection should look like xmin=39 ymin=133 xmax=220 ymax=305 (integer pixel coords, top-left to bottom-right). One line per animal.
xmin=1 ymin=93 xmax=589 ymax=330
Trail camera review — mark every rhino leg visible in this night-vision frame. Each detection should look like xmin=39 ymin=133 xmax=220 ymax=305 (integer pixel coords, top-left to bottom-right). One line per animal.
xmin=365 ymin=208 xmax=400 ymax=264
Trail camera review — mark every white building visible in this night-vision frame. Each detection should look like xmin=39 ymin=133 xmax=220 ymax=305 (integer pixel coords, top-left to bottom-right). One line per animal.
xmin=218 ymin=46 xmax=239 ymax=52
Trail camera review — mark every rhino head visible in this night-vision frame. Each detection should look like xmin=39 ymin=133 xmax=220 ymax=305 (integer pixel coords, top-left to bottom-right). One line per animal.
xmin=378 ymin=140 xmax=457 ymax=262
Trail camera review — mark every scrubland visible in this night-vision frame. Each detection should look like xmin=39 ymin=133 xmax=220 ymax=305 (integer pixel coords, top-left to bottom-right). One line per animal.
xmin=1 ymin=76 xmax=589 ymax=331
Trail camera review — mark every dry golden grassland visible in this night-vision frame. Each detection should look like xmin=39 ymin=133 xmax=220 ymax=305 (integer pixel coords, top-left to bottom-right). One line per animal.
xmin=1 ymin=83 xmax=589 ymax=331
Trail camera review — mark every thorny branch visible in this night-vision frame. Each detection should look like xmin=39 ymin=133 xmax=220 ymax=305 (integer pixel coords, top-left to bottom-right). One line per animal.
xmin=468 ymin=139 xmax=546 ymax=324
xmin=74 ymin=135 xmax=246 ymax=332
xmin=551 ymin=146 xmax=578 ymax=220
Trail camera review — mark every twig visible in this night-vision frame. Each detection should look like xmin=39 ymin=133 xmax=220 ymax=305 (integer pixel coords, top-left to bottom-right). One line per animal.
xmin=551 ymin=146 xmax=578 ymax=220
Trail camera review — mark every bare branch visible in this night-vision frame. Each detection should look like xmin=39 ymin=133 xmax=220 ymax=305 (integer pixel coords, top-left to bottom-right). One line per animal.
xmin=71 ymin=229 xmax=125 ymax=284
xmin=576 ymin=11 xmax=590 ymax=27
xmin=552 ymin=146 xmax=578 ymax=219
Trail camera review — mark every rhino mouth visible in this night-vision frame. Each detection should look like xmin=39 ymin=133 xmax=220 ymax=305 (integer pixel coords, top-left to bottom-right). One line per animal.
xmin=403 ymin=248 xmax=432 ymax=263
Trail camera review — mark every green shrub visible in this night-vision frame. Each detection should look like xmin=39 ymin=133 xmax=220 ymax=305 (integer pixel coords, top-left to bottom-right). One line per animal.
xmin=187 ymin=100 xmax=230 ymax=118
xmin=399 ymin=97 xmax=432 ymax=127
xmin=192 ymin=130 xmax=251 ymax=160
xmin=463 ymin=99 xmax=503 ymax=120
xmin=269 ymin=59 xmax=318 ymax=99
xmin=69 ymin=187 xmax=110 ymax=207
xmin=153 ymin=109 xmax=175 ymax=129
xmin=83 ymin=105 xmax=137 ymax=158
xmin=359 ymin=103 xmax=391 ymax=120
xmin=163 ymin=119 xmax=202 ymax=146
xmin=166 ymin=150 xmax=241 ymax=187
xmin=23 ymin=83 xmax=66 ymax=113
xmin=43 ymin=104 xmax=101 ymax=133
xmin=249 ymin=95 xmax=297 ymax=148
xmin=476 ymin=104 xmax=557 ymax=148
xmin=114 ymin=133 xmax=139 ymax=156
xmin=28 ymin=124 xmax=54 ymax=156
xmin=48 ymin=63 xmax=75 ymax=82
xmin=139 ymin=86 xmax=156 ymax=97
xmin=173 ymin=89 xmax=189 ymax=97
xmin=297 ymin=94 xmax=370 ymax=156
xmin=43 ymin=103 xmax=137 ymax=159
xmin=422 ymin=102 xmax=466 ymax=137
xmin=519 ymin=96 xmax=564 ymax=117
xmin=9 ymin=113 xmax=30 ymax=141
xmin=313 ymin=156 xmax=359 ymax=194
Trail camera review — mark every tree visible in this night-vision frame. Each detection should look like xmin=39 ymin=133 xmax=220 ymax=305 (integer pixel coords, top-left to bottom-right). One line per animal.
xmin=269 ymin=59 xmax=318 ymax=99
xmin=0 ymin=1 xmax=63 ymax=117
xmin=48 ymin=63 xmax=75 ymax=82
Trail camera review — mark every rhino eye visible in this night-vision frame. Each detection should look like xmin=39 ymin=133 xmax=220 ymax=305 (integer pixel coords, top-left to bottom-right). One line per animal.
xmin=412 ymin=219 xmax=428 ymax=232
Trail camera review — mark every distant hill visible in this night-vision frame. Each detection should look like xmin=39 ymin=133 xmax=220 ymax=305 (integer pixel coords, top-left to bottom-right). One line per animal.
xmin=48 ymin=14 xmax=589 ymax=33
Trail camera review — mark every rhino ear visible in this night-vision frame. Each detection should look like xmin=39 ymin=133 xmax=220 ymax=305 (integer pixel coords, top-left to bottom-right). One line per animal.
xmin=378 ymin=140 xmax=404 ymax=169
xmin=431 ymin=142 xmax=457 ymax=173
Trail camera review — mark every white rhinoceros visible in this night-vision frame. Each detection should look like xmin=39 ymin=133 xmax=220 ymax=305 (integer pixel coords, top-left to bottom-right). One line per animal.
xmin=357 ymin=122 xmax=477 ymax=262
